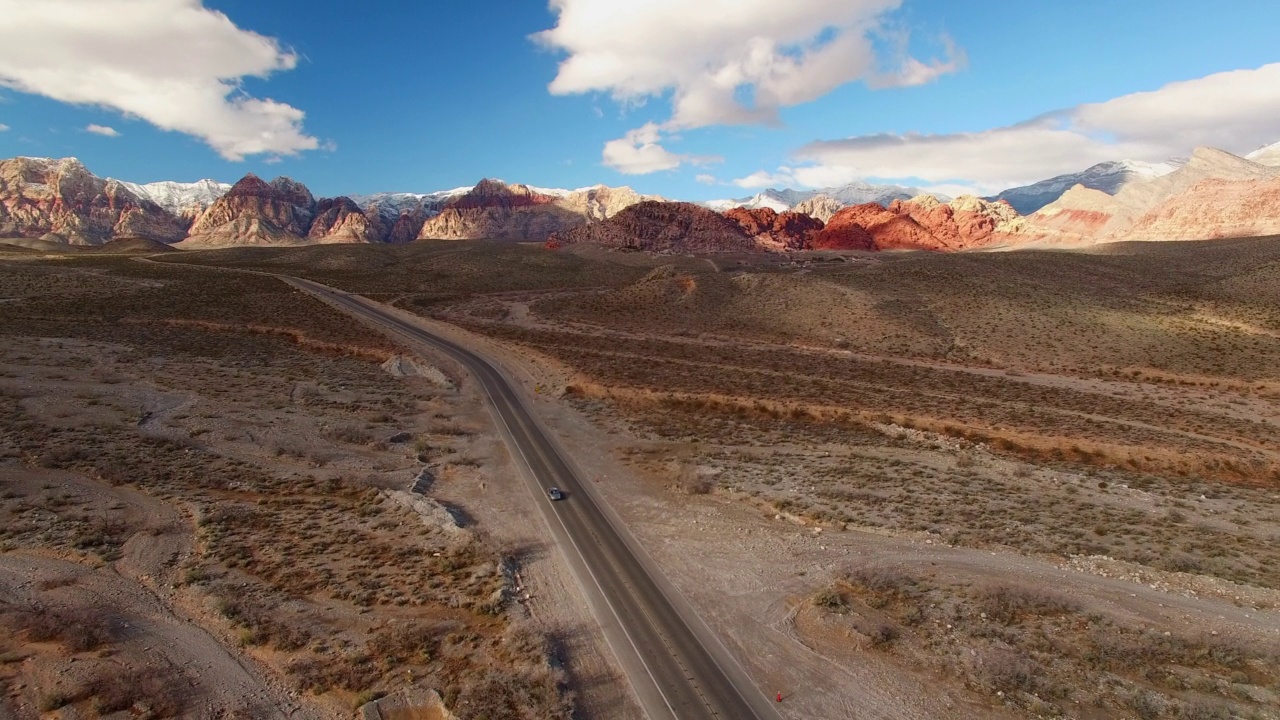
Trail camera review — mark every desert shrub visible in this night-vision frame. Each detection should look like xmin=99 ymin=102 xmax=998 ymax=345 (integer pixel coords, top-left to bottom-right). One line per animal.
xmin=367 ymin=622 xmax=442 ymax=667
xmin=92 ymin=666 xmax=185 ymax=717
xmin=847 ymin=567 xmax=920 ymax=608
xmin=328 ymin=424 xmax=375 ymax=445
xmin=36 ymin=444 xmax=90 ymax=468
xmin=813 ymin=586 xmax=848 ymax=612
xmin=5 ymin=604 xmax=112 ymax=651
xmin=866 ymin=622 xmax=900 ymax=648
xmin=980 ymin=585 xmax=1079 ymax=625
xmin=1127 ymin=690 xmax=1166 ymax=720
xmin=208 ymin=585 xmax=311 ymax=651
xmin=975 ymin=648 xmax=1040 ymax=693
xmin=1179 ymin=699 xmax=1232 ymax=720
xmin=674 ymin=464 xmax=713 ymax=495
xmin=452 ymin=666 xmax=571 ymax=720
xmin=288 ymin=654 xmax=380 ymax=694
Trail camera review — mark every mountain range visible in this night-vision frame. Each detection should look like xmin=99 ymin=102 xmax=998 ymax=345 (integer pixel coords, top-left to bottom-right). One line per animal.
xmin=705 ymin=181 xmax=937 ymax=216
xmin=989 ymin=159 xmax=1187 ymax=215
xmin=3 ymin=140 xmax=1280 ymax=253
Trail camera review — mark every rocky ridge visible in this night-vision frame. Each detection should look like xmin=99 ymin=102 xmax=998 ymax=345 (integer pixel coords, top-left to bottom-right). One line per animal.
xmin=7 ymin=145 xmax=1280 ymax=251
xmin=812 ymin=195 xmax=1024 ymax=252
xmin=722 ymin=207 xmax=824 ymax=251
xmin=1019 ymin=147 xmax=1280 ymax=247
xmin=417 ymin=180 xmax=661 ymax=241
xmin=0 ymin=157 xmax=186 ymax=244
xmin=990 ymin=159 xmax=1185 ymax=215
xmin=550 ymin=201 xmax=759 ymax=253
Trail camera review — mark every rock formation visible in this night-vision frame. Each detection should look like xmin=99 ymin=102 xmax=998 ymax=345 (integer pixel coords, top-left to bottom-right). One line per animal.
xmin=551 ymin=201 xmax=758 ymax=253
xmin=183 ymin=174 xmax=318 ymax=246
xmin=417 ymin=179 xmax=657 ymax=241
xmin=808 ymin=208 xmax=876 ymax=250
xmin=813 ymin=202 xmax=931 ymax=251
xmin=0 ymin=157 xmax=185 ymax=244
xmin=557 ymin=184 xmax=661 ymax=221
xmin=307 ymin=197 xmax=382 ymax=243
xmin=991 ymin=159 xmax=1184 ymax=215
xmin=119 ymin=179 xmax=230 ymax=227
xmin=1018 ymin=147 xmax=1280 ymax=246
xmin=1124 ymin=177 xmax=1280 ymax=242
xmin=809 ymin=195 xmax=1024 ymax=252
xmin=723 ymin=207 xmax=824 ymax=251
xmin=791 ymin=194 xmax=843 ymax=223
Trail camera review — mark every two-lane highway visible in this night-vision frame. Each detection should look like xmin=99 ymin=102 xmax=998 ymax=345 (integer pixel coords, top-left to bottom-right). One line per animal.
xmin=288 ymin=277 xmax=780 ymax=720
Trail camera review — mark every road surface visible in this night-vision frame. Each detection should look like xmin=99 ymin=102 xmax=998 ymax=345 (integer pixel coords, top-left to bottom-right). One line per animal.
xmin=287 ymin=278 xmax=780 ymax=720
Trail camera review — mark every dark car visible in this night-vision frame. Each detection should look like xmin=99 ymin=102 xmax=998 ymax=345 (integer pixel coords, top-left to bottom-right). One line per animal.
xmin=547 ymin=487 xmax=565 ymax=501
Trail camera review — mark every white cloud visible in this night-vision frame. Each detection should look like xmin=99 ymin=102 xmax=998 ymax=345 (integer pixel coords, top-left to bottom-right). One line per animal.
xmin=602 ymin=122 xmax=721 ymax=174
xmin=536 ymin=0 xmax=961 ymax=173
xmin=733 ymin=169 xmax=798 ymax=189
xmin=85 ymin=124 xmax=119 ymax=137
xmin=602 ymin=122 xmax=686 ymax=174
xmin=741 ymin=63 xmax=1280 ymax=192
xmin=0 ymin=123 xmax=8 ymax=132
xmin=695 ymin=173 xmax=718 ymax=185
xmin=0 ymin=0 xmax=320 ymax=160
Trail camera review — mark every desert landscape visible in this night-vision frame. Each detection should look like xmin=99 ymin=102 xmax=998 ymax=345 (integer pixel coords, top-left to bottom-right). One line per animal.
xmin=4 ymin=3 xmax=1280 ymax=719
xmin=3 ymin=233 xmax=1274 ymax=719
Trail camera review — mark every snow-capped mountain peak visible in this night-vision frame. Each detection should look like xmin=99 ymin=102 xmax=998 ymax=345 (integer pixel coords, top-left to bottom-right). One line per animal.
xmin=705 ymin=181 xmax=935 ymax=215
xmin=1246 ymin=140 xmax=1280 ymax=167
xmin=989 ymin=158 xmax=1186 ymax=215
xmin=117 ymin=178 xmax=232 ymax=217
xmin=705 ymin=189 xmax=794 ymax=213
xmin=348 ymin=188 xmax=472 ymax=221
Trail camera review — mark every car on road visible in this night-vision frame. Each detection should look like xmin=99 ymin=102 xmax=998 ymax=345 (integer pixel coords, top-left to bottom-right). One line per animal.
xmin=547 ymin=487 xmax=565 ymax=501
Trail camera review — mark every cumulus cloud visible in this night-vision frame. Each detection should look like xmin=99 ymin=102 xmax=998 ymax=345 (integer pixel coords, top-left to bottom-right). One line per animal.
xmin=0 ymin=0 xmax=320 ymax=160
xmin=740 ymin=63 xmax=1280 ymax=193
xmin=85 ymin=124 xmax=119 ymax=137
xmin=536 ymin=0 xmax=961 ymax=173
xmin=602 ymin=122 xmax=722 ymax=174
xmin=602 ymin=123 xmax=687 ymax=174
xmin=695 ymin=173 xmax=718 ymax=185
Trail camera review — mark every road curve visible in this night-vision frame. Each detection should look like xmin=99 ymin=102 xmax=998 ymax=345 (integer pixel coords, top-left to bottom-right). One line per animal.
xmin=287 ymin=278 xmax=780 ymax=720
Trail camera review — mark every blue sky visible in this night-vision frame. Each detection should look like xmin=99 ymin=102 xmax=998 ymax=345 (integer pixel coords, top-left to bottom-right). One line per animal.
xmin=1 ymin=0 xmax=1279 ymax=200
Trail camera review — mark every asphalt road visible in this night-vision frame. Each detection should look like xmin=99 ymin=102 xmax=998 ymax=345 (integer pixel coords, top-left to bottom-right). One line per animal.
xmin=288 ymin=278 xmax=780 ymax=720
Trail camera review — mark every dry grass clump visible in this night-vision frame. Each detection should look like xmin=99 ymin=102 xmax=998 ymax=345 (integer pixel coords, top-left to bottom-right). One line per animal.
xmin=811 ymin=569 xmax=1280 ymax=717
xmin=2 ymin=603 xmax=113 ymax=652
xmin=90 ymin=665 xmax=186 ymax=717
xmin=979 ymin=585 xmax=1079 ymax=625
xmin=599 ymin=399 xmax=1280 ymax=590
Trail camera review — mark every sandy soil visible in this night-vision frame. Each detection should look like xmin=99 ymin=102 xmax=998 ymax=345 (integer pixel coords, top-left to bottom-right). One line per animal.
xmin=0 ymin=467 xmax=304 ymax=719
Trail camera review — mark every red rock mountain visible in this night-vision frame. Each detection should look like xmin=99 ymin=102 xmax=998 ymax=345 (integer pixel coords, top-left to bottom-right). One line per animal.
xmin=808 ymin=207 xmax=877 ymax=250
xmin=723 ymin=207 xmax=824 ymax=251
xmin=418 ymin=180 xmax=581 ymax=241
xmin=308 ymin=197 xmax=382 ymax=243
xmin=1020 ymin=147 xmax=1280 ymax=246
xmin=551 ymin=201 xmax=758 ymax=253
xmin=183 ymin=174 xmax=318 ymax=246
xmin=416 ymin=180 xmax=659 ymax=241
xmin=1124 ymin=177 xmax=1280 ymax=241
xmin=811 ymin=196 xmax=1025 ymax=252
xmin=387 ymin=211 xmax=427 ymax=243
xmin=0 ymin=157 xmax=185 ymax=244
